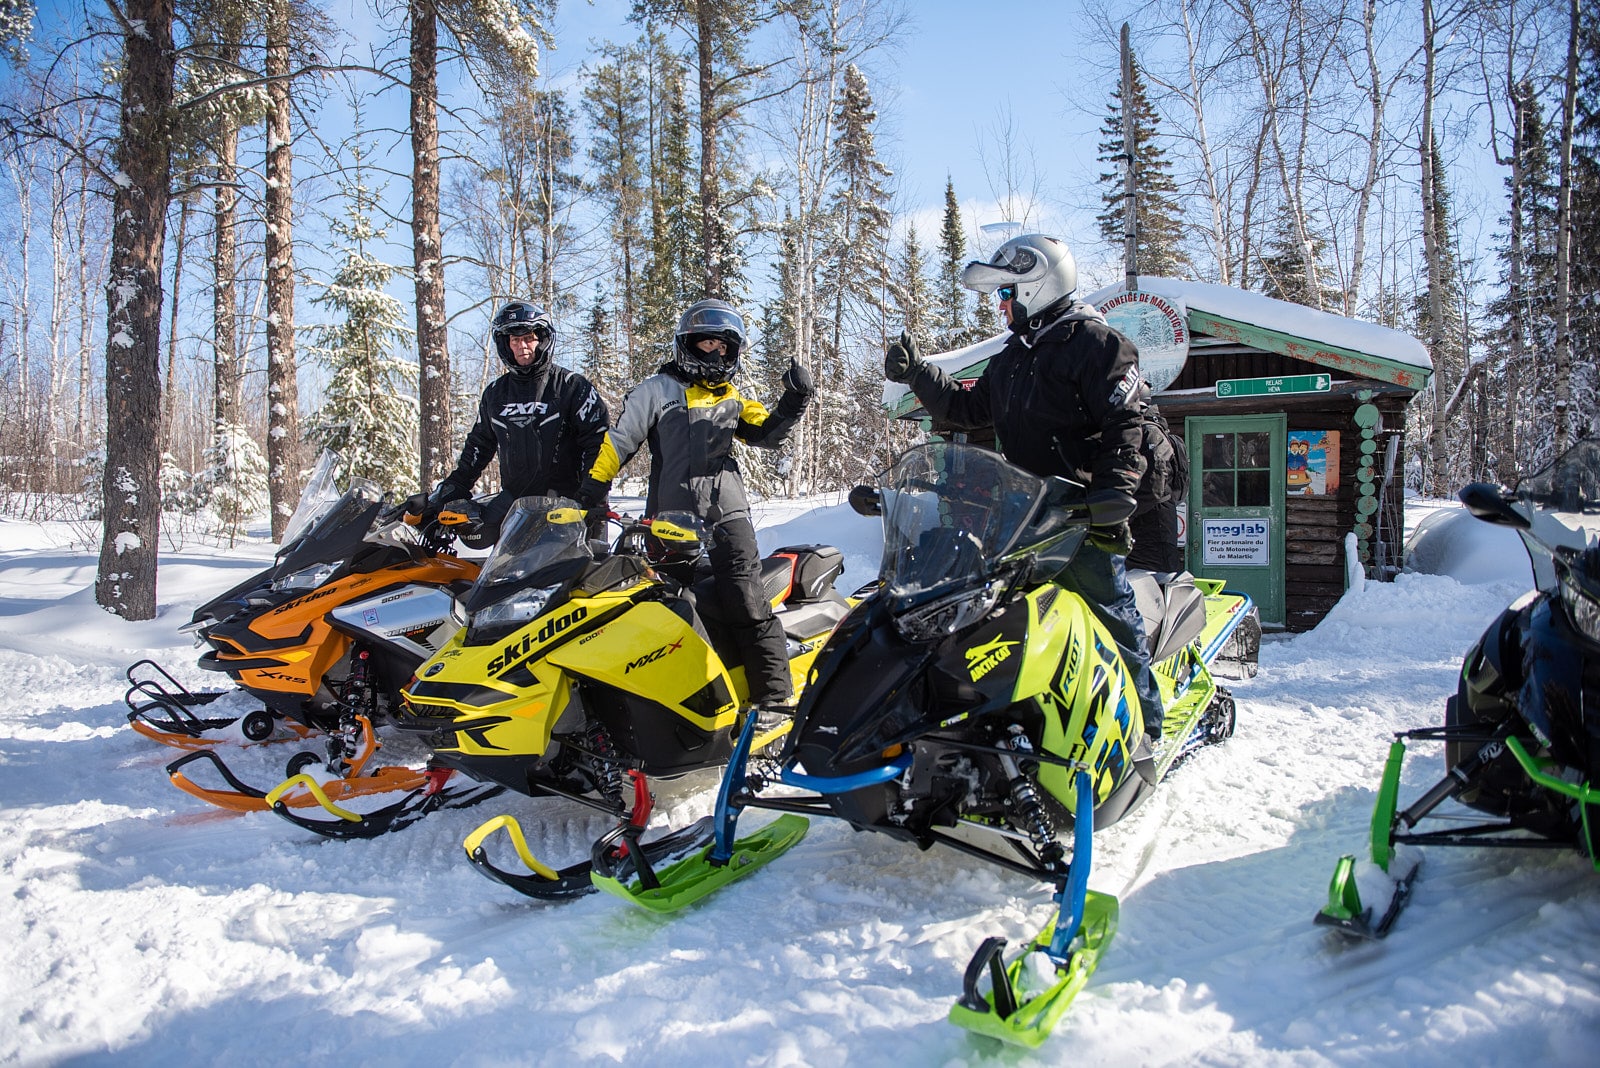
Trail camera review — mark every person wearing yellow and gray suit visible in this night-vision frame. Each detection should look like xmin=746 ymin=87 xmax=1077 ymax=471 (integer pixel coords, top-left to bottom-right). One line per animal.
xmin=575 ymin=299 xmax=815 ymax=711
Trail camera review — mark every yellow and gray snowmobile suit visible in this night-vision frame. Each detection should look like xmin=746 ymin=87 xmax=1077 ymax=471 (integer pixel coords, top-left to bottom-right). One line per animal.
xmin=588 ymin=364 xmax=809 ymax=702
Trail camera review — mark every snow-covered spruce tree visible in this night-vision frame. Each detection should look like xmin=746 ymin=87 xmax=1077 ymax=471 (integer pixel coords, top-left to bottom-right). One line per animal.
xmin=890 ymin=224 xmax=932 ymax=346
xmin=935 ymin=177 xmax=973 ymax=349
xmin=1414 ymin=135 xmax=1474 ymax=493
xmin=638 ymin=43 xmax=696 ymax=371
xmin=1096 ymin=52 xmax=1190 ymax=280
xmin=1257 ymin=204 xmax=1342 ymax=311
xmin=305 ymin=142 xmax=419 ymax=495
xmin=1568 ymin=3 xmax=1600 ymax=443
xmin=200 ymin=423 xmax=268 ymax=542
xmin=811 ymin=62 xmax=893 ymax=493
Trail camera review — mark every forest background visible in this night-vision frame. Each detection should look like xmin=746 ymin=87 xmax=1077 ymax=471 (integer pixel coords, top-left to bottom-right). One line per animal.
xmin=0 ymin=0 xmax=1595 ymax=621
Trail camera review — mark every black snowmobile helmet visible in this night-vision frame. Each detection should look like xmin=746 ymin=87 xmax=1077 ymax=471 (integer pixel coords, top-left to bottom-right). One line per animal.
xmin=673 ymin=299 xmax=745 ymax=386
xmin=492 ymin=301 xmax=554 ymax=376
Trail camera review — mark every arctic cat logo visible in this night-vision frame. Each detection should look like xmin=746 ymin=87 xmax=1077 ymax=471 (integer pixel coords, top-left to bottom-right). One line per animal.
xmin=626 ymin=637 xmax=683 ymax=673
xmin=486 ymin=606 xmax=589 ymax=675
xmin=964 ymin=636 xmax=1019 ymax=681
xmin=498 ymin=400 xmax=548 ymax=428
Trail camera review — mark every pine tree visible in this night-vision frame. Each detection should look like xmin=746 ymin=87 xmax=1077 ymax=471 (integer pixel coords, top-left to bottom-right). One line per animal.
xmin=1258 ymin=205 xmax=1341 ymax=310
xmin=581 ymin=283 xmax=625 ymax=407
xmin=582 ymin=45 xmax=649 ymax=370
xmin=640 ymin=46 xmax=696 ymax=370
xmin=199 ymin=425 xmax=269 ymax=542
xmin=936 ymin=178 xmax=971 ymax=349
xmin=1568 ymin=3 xmax=1600 ymax=440
xmin=1096 ymin=54 xmax=1190 ymax=279
xmin=305 ymin=142 xmax=419 ymax=493
xmin=890 ymin=224 xmax=932 ymax=345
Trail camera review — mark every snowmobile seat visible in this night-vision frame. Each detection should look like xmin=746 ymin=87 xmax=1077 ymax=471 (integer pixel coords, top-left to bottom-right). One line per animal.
xmin=770 ymin=545 xmax=846 ymax=603
xmin=1128 ymin=570 xmax=1206 ymax=663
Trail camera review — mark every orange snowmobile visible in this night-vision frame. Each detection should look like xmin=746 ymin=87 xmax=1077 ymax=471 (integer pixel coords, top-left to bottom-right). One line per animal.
xmin=128 ymin=455 xmax=487 ymax=813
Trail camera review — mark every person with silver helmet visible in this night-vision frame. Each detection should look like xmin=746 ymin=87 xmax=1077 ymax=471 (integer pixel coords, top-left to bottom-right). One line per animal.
xmin=416 ymin=300 xmax=610 ymax=548
xmin=578 ymin=298 xmax=815 ymax=714
xmin=882 ymin=234 xmax=1167 ymax=746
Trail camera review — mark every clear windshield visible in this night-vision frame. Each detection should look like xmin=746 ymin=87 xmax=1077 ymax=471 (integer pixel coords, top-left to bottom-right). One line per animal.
xmin=280 ymin=449 xmax=346 ymax=547
xmin=878 ymin=443 xmax=1050 ymax=599
xmin=474 ymin=496 xmax=595 ymax=591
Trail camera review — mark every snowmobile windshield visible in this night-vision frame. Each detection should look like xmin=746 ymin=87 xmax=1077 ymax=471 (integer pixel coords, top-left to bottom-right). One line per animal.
xmin=273 ymin=479 xmax=385 ymax=580
xmin=279 ymin=449 xmax=346 ymax=547
xmin=877 ymin=442 xmax=1049 ymax=601
xmin=473 ymin=496 xmax=595 ymax=593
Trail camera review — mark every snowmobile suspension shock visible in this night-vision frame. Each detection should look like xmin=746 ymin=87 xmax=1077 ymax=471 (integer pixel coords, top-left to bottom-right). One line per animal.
xmin=587 ymin=722 xmax=627 ymax=807
xmin=1000 ymin=730 xmax=1064 ymax=867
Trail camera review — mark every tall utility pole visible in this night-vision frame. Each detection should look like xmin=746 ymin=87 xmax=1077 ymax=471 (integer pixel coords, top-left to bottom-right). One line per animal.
xmin=1121 ymin=24 xmax=1138 ymax=293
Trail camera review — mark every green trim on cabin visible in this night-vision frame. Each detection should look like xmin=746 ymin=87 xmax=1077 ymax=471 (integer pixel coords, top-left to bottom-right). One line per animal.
xmin=1186 ymin=310 xmax=1431 ymax=392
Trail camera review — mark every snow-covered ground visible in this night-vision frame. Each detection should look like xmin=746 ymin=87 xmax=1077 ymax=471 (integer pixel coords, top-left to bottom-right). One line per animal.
xmin=2 ymin=494 xmax=1598 ymax=1066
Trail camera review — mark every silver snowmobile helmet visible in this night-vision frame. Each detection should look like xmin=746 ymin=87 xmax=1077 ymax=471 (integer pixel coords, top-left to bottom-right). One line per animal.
xmin=673 ymin=299 xmax=746 ymax=386
xmin=960 ymin=234 xmax=1077 ymax=329
xmin=492 ymin=301 xmax=554 ymax=376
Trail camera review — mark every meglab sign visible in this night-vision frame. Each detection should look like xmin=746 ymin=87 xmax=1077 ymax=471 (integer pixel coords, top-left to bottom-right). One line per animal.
xmin=1202 ymin=518 xmax=1271 ymax=566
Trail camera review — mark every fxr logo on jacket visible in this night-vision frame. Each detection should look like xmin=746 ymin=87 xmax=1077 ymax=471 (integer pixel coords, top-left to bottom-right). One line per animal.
xmin=497 ymin=400 xmax=549 ymax=428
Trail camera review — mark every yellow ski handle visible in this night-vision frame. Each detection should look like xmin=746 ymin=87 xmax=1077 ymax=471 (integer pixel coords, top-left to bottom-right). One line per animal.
xmin=462 ymin=814 xmax=560 ymax=880
xmin=264 ymin=774 xmax=362 ymax=822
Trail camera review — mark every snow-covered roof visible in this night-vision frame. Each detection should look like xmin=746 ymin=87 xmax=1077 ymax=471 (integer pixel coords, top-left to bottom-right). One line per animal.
xmin=885 ymin=278 xmax=1432 ymax=417
xmin=1084 ymin=277 xmax=1432 ymax=371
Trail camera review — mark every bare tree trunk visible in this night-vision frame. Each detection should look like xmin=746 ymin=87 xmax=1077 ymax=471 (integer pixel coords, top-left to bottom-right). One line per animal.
xmin=96 ymin=0 xmax=174 ymax=620
xmin=1346 ymin=0 xmax=1386 ymax=317
xmin=1420 ymin=0 xmax=1451 ymax=496
xmin=265 ymin=0 xmax=301 ymax=539
xmin=1497 ymin=72 xmax=1532 ymax=485
xmin=411 ymin=0 xmax=452 ymax=488
xmin=214 ymin=116 xmax=241 ymax=433
xmin=1552 ymin=0 xmax=1578 ymax=456
xmin=163 ymin=197 xmax=189 ymax=454
xmin=695 ymin=3 xmax=723 ymax=297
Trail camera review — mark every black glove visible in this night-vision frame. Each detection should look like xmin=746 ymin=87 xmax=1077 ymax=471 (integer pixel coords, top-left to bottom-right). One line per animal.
xmin=575 ymin=477 xmax=610 ymax=510
xmin=401 ymin=492 xmax=429 ymax=521
xmin=884 ymin=330 xmax=925 ymax=384
xmin=1088 ymin=519 xmax=1134 ymax=556
xmin=781 ymin=359 xmax=815 ymax=399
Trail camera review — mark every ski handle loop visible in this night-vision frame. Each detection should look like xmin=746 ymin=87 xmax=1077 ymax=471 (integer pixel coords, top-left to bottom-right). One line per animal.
xmin=462 ymin=815 xmax=561 ymax=881
xmin=959 ymin=936 xmax=1019 ymax=1017
xmin=589 ymin=771 xmax=662 ymax=891
xmin=1047 ymin=770 xmax=1096 ymax=962
xmin=165 ymin=748 xmax=268 ymax=799
xmin=710 ymin=706 xmax=762 ymax=865
xmin=265 ymin=774 xmax=361 ymax=822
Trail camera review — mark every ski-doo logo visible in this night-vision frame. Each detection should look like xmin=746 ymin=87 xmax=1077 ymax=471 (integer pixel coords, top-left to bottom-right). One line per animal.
xmin=964 ymin=636 xmax=1019 ymax=681
xmin=423 ymin=661 xmax=446 ymax=677
xmin=486 ymin=606 xmax=589 ymax=675
xmin=498 ymin=400 xmax=548 ymax=428
xmin=626 ymin=637 xmax=683 ymax=673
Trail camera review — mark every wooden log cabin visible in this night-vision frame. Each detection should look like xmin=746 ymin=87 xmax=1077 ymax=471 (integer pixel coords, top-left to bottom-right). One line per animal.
xmin=883 ymin=278 xmax=1431 ymax=632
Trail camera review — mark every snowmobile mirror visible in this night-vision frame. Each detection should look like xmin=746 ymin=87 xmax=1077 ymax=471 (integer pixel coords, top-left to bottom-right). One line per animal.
xmin=1042 ymin=477 xmax=1090 ymax=518
xmin=849 ymin=484 xmax=882 ymax=517
xmin=1459 ymin=482 xmax=1530 ymax=530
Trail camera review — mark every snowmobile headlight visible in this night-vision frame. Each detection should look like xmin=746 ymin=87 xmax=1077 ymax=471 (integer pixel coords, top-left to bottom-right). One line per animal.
xmin=893 ymin=581 xmax=1004 ymax=643
xmin=471 ymin=584 xmax=560 ymax=631
xmin=272 ymin=561 xmax=339 ymax=592
xmin=1560 ymin=575 xmax=1600 ymax=644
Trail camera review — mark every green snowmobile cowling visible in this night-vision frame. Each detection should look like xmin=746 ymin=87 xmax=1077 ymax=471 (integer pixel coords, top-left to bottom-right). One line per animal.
xmin=584 ymin=442 xmax=1260 ymax=1048
xmin=1318 ymin=457 xmax=1600 ymax=941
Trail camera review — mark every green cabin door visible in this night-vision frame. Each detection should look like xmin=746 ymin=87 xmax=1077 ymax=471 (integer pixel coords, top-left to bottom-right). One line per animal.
xmin=1185 ymin=415 xmax=1286 ymax=625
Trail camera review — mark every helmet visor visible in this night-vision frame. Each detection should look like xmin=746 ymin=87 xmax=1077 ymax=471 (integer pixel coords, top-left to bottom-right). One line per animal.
xmin=961 ymin=251 xmax=1041 ymax=294
xmin=677 ymin=305 xmax=745 ymax=337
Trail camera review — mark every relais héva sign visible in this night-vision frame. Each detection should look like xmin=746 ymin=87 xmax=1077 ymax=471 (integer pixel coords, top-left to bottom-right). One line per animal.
xmin=1214 ymin=373 xmax=1332 ymax=398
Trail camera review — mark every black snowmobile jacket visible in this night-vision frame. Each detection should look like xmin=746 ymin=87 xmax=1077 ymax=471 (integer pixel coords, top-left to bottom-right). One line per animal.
xmin=443 ymin=365 xmax=610 ymax=502
xmin=906 ymin=303 xmax=1149 ymax=504
xmin=587 ymin=364 xmax=808 ymax=525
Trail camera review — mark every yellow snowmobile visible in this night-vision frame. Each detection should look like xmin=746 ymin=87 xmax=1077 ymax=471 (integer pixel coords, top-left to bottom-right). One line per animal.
xmin=267 ymin=497 xmax=853 ymax=879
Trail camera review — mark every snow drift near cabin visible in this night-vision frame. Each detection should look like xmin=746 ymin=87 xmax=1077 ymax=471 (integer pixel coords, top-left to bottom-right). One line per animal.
xmin=1 ymin=497 xmax=1598 ymax=1065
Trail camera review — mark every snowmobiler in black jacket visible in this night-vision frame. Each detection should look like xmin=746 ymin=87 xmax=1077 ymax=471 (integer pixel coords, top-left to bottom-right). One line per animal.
xmin=433 ymin=302 xmax=610 ymax=546
xmin=886 ymin=234 xmax=1166 ymax=740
